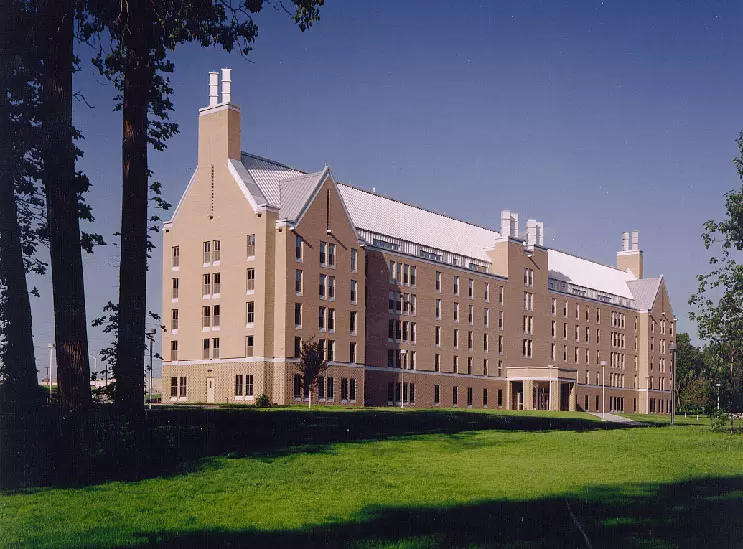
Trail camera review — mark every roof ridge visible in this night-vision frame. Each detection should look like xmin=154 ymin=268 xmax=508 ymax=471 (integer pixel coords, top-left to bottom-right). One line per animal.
xmin=241 ymin=151 xmax=307 ymax=174
xmin=548 ymin=247 xmax=635 ymax=277
xmin=336 ymin=182 xmax=501 ymax=236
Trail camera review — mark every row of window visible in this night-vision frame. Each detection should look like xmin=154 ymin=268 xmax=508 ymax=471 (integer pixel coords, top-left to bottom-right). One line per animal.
xmin=434 ymin=271 xmax=501 ymax=303
xmin=389 ymin=261 xmax=417 ymax=286
xmin=388 ymin=292 xmax=417 ymax=315
xmin=433 ymin=301 xmax=497 ymax=328
xmin=397 ymin=354 xmax=502 ymax=376
xmin=293 ymin=374 xmax=356 ymax=402
xmin=293 ymin=337 xmax=357 ymax=363
xmin=434 ymin=327 xmax=493 ymax=352
xmin=170 ymin=336 xmax=357 ymax=363
xmin=388 ymin=384 xmax=503 ymax=408
xmin=388 ymin=319 xmax=417 ymax=343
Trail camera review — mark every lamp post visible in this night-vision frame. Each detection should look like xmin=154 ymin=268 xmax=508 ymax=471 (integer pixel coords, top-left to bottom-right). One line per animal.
xmin=600 ymin=360 xmax=607 ymax=421
xmin=400 ymin=349 xmax=407 ymax=409
xmin=89 ymin=354 xmax=97 ymax=385
xmin=47 ymin=343 xmax=55 ymax=399
xmin=146 ymin=328 xmax=156 ymax=410
xmin=716 ymin=383 xmax=722 ymax=410
xmin=669 ymin=341 xmax=676 ymax=425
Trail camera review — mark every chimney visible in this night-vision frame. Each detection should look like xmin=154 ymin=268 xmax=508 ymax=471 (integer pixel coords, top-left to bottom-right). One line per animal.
xmin=198 ymin=68 xmax=242 ymax=164
xmin=500 ymin=210 xmax=520 ymax=238
xmin=209 ymin=71 xmax=219 ymax=107
xmin=221 ymin=68 xmax=232 ymax=104
xmin=526 ymin=219 xmax=545 ymax=248
xmin=617 ymin=230 xmax=643 ymax=278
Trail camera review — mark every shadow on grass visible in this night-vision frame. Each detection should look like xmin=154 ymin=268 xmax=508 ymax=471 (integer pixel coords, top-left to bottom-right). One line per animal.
xmin=131 ymin=475 xmax=743 ymax=549
xmin=2 ymin=407 xmax=631 ymax=488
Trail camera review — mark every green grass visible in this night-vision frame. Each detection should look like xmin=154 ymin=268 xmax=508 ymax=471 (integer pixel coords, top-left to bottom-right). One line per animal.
xmin=2 ymin=410 xmax=742 ymax=548
xmin=619 ymin=412 xmax=713 ymax=426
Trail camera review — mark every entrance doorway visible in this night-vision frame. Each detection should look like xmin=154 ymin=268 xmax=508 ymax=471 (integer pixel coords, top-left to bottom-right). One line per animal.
xmin=511 ymin=381 xmax=523 ymax=410
xmin=206 ymin=378 xmax=215 ymax=403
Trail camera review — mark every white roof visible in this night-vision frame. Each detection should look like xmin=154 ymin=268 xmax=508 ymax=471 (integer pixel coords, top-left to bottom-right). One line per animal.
xmin=547 ymin=249 xmax=637 ymax=299
xmin=241 ymin=153 xmax=305 ymax=207
xmin=336 ymin=184 xmax=501 ymax=262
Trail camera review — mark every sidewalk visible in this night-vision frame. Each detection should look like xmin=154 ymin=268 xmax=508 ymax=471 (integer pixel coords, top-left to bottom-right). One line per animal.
xmin=589 ymin=412 xmax=646 ymax=426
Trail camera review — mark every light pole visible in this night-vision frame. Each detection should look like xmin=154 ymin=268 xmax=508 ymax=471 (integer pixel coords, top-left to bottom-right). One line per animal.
xmin=669 ymin=341 xmax=676 ymax=425
xmin=600 ymin=360 xmax=607 ymax=421
xmin=716 ymin=383 xmax=721 ymax=411
xmin=49 ymin=343 xmax=54 ymax=401
xmin=400 ymin=349 xmax=407 ymax=409
xmin=89 ymin=354 xmax=97 ymax=385
xmin=146 ymin=328 xmax=156 ymax=410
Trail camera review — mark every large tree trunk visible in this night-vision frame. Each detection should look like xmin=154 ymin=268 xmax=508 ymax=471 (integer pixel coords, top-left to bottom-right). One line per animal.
xmin=40 ymin=0 xmax=92 ymax=414
xmin=115 ymin=6 xmax=150 ymax=419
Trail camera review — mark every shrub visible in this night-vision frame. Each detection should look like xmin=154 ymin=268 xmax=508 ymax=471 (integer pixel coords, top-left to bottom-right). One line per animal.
xmin=710 ymin=410 xmax=730 ymax=433
xmin=255 ymin=394 xmax=271 ymax=408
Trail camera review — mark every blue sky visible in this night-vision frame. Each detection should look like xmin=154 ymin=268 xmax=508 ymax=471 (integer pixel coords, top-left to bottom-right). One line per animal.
xmin=28 ymin=0 xmax=743 ymax=379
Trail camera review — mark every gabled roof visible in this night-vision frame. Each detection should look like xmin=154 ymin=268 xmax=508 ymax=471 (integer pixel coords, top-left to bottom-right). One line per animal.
xmin=278 ymin=169 xmax=329 ymax=222
xmin=547 ymin=249 xmax=637 ymax=299
xmin=336 ymin=183 xmax=501 ymax=263
xmin=240 ymin=152 xmax=305 ymax=207
xmin=626 ymin=278 xmax=662 ymax=311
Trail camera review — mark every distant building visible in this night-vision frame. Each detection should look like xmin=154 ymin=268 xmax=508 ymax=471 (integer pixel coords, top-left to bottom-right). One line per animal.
xmin=161 ymin=69 xmax=675 ymax=414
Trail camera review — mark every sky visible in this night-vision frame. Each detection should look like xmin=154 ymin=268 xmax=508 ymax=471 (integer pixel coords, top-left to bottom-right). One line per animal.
xmin=27 ymin=0 xmax=743 ymax=380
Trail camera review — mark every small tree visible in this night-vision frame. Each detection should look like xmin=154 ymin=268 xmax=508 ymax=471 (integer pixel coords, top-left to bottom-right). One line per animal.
xmin=297 ymin=339 xmax=328 ymax=408
xmin=689 ymin=133 xmax=743 ymax=433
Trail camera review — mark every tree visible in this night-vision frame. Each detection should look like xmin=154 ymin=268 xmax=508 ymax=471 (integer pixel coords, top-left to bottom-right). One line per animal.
xmin=298 ymin=339 xmax=328 ymax=408
xmin=674 ymin=333 xmax=709 ymax=412
xmin=689 ymin=133 xmax=743 ymax=433
xmin=83 ymin=0 xmax=324 ymax=418
xmin=38 ymin=0 xmax=95 ymax=415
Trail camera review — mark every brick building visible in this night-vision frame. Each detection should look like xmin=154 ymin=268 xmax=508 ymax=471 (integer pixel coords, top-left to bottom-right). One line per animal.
xmin=161 ymin=70 xmax=675 ymax=414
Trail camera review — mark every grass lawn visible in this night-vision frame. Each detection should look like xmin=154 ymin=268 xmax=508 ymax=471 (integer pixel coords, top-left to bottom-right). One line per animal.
xmin=1 ymin=410 xmax=742 ymax=548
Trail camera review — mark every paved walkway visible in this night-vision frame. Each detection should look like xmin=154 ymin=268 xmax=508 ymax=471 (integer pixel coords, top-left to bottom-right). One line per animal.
xmin=589 ymin=412 xmax=646 ymax=426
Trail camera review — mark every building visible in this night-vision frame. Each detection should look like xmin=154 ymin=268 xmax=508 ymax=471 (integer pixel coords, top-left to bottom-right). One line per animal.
xmin=161 ymin=69 xmax=675 ymax=414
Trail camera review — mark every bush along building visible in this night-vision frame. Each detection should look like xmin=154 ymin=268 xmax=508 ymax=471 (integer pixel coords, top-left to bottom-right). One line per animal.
xmin=162 ymin=69 xmax=675 ymax=414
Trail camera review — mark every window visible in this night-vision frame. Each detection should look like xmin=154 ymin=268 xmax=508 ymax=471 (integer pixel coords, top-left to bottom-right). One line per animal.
xmin=202 ymin=273 xmax=211 ymax=296
xmin=435 ymin=271 xmax=441 ymax=292
xmin=524 ymin=268 xmax=533 ymax=287
xmin=551 ymin=320 xmax=556 ymax=338
xmin=295 ymin=269 xmax=302 ymax=294
xmin=295 ymin=303 xmax=302 ymax=327
xmin=350 ymin=248 xmax=357 ymax=272
xmin=452 ymin=386 xmax=459 ymax=406
xmin=328 ymin=276 xmax=335 ymax=300
xmin=522 ymin=339 xmax=533 ymax=358
xmin=596 ymin=308 xmax=601 ymax=323
xmin=170 ymin=341 xmax=178 ymax=361
xmin=453 ymin=328 xmax=459 ymax=348
xmin=213 ymin=272 xmax=221 ymax=295
xmin=179 ymin=376 xmax=187 ymax=397
xmin=350 ymin=342 xmax=357 ymax=363
xmin=498 ymin=335 xmax=504 ymax=355
xmin=435 ymin=299 xmax=441 ymax=320
xmin=498 ymin=286 xmax=504 ymax=305
xmin=468 ymin=331 xmax=473 ymax=351
xmin=327 ymin=340 xmax=335 ymax=361
xmin=350 ymin=280 xmax=358 ymax=303
xmin=434 ymin=384 xmax=440 ymax=405
xmin=203 ymin=241 xmax=211 ymax=264
xmin=410 ymin=266 xmax=416 ymax=286
xmin=454 ymin=303 xmax=459 ymax=322
xmin=247 ymin=234 xmax=256 ymax=257
xmin=551 ymin=343 xmax=556 ymax=361
xmin=483 ymin=359 xmax=488 ymax=376
xmin=327 ymin=377 xmax=334 ymax=400
xmin=246 ymin=375 xmax=254 ymax=397
xmin=202 ymin=338 xmax=210 ymax=359
xmin=435 ymin=326 xmax=441 ymax=346
xmin=294 ymin=374 xmax=302 ymax=399
xmin=212 ymin=240 xmax=221 ymax=262
xmin=453 ymin=355 xmax=458 ymax=373
xmin=467 ymin=356 xmax=473 ymax=374
xmin=484 ymin=308 xmax=489 ymax=327
xmin=403 ymin=265 xmax=409 ymax=285
xmin=296 ymin=236 xmax=303 ymax=261
xmin=468 ymin=305 xmax=474 ymax=325
xmin=453 ymin=276 xmax=459 ymax=295
xmin=350 ymin=311 xmax=357 ymax=335
xmin=552 ymin=298 xmax=557 ymax=315
xmin=328 ymin=309 xmax=335 ymax=332
xmin=202 ymin=306 xmax=211 ymax=328
xmin=247 ymin=268 xmax=256 ymax=292
xmin=246 ymin=302 xmax=255 ymax=325
xmin=294 ymin=336 xmax=302 ymax=357
xmin=328 ymin=243 xmax=336 ymax=267
xmin=172 ymin=278 xmax=179 ymax=299
xmin=467 ymin=387 xmax=473 ymax=407
xmin=319 ymin=306 xmax=326 ymax=330
xmin=523 ymin=292 xmax=533 ymax=311
xmin=171 ymin=246 xmax=179 ymax=268
xmin=340 ymin=378 xmax=348 ymax=401
xmin=245 ymin=335 xmax=254 ymax=357
xmin=585 ymin=327 xmax=590 ymax=343
xmin=483 ymin=333 xmax=488 ymax=352
xmin=499 ymin=311 xmax=504 ymax=330
xmin=213 ymin=305 xmax=220 ymax=328
xmin=497 ymin=360 xmax=503 ymax=376
xmin=212 ymin=338 xmax=220 ymax=359
xmin=484 ymin=282 xmax=489 ymax=302
xmin=434 ymin=353 xmax=440 ymax=372
xmin=171 ymin=309 xmax=179 ymax=331
xmin=575 ymin=303 xmax=579 ymax=320
xmin=350 ymin=379 xmax=357 ymax=401
xmin=171 ymin=376 xmax=178 ymax=397
xmin=498 ymin=389 xmax=503 ymax=407
xmin=319 ymin=274 xmax=326 ymax=299
xmin=468 ymin=279 xmax=474 ymax=299
xmin=320 ymin=242 xmax=327 ymax=266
